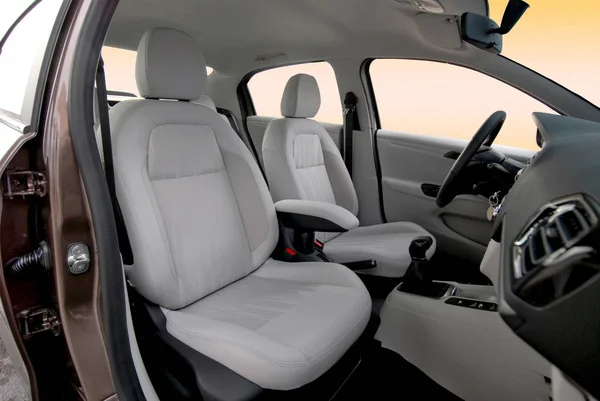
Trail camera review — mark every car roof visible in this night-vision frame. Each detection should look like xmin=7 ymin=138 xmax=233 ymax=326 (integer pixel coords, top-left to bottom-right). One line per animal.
xmin=105 ymin=0 xmax=488 ymax=77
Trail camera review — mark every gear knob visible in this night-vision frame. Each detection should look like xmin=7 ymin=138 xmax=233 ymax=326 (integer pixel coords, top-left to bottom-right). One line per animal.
xmin=409 ymin=236 xmax=433 ymax=262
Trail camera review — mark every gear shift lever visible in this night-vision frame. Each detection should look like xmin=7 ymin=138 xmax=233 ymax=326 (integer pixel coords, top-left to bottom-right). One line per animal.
xmin=408 ymin=236 xmax=434 ymax=281
xmin=400 ymin=236 xmax=450 ymax=298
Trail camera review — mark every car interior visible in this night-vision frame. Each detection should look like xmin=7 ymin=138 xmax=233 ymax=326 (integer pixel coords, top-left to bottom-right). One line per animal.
xmin=92 ymin=0 xmax=600 ymax=400
xmin=2 ymin=0 xmax=600 ymax=400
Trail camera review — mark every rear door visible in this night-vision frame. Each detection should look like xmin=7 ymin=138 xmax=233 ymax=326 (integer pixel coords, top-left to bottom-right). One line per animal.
xmin=368 ymin=59 xmax=554 ymax=262
xmin=245 ymin=62 xmax=344 ymax=167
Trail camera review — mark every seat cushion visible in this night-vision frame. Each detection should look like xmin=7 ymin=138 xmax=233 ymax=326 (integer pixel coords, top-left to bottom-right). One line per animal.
xmin=324 ymin=222 xmax=436 ymax=277
xmin=163 ymin=259 xmax=371 ymax=390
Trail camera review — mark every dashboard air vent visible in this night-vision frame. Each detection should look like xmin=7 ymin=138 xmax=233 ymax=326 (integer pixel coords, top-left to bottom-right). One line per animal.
xmin=514 ymin=195 xmax=597 ymax=278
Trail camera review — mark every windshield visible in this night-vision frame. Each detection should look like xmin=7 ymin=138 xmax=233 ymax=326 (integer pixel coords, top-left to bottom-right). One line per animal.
xmin=489 ymin=0 xmax=600 ymax=107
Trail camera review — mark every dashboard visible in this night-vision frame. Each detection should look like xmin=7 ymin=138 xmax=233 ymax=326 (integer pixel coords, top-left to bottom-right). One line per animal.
xmin=493 ymin=112 xmax=600 ymax=400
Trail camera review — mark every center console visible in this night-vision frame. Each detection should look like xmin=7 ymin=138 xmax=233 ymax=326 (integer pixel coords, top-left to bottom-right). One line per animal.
xmin=396 ymin=236 xmax=498 ymax=310
xmin=376 ymin=238 xmax=552 ymax=401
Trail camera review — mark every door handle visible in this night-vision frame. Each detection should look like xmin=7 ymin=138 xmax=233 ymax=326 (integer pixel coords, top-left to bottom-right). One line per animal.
xmin=444 ymin=150 xmax=461 ymax=160
xmin=421 ymin=183 xmax=440 ymax=198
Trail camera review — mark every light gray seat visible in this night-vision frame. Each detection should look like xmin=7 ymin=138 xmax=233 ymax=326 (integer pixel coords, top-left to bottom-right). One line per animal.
xmin=108 ymin=28 xmax=370 ymax=390
xmin=262 ymin=74 xmax=436 ymax=277
xmin=194 ymin=94 xmax=229 ymax=125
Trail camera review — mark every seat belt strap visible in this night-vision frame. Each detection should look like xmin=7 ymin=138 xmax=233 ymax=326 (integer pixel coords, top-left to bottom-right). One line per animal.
xmin=96 ymin=57 xmax=134 ymax=265
xmin=343 ymin=92 xmax=359 ymax=177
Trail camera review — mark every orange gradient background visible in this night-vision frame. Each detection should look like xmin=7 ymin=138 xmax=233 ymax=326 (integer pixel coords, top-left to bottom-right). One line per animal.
xmin=491 ymin=0 xmax=600 ymax=103
xmin=102 ymin=0 xmax=600 ymax=151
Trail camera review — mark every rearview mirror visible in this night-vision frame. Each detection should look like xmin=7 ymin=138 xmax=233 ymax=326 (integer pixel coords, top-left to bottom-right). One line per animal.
xmin=460 ymin=0 xmax=530 ymax=54
xmin=460 ymin=13 xmax=503 ymax=54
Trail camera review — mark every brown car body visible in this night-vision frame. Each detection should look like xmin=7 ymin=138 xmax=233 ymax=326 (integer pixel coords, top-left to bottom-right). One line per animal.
xmin=0 ymin=0 xmax=118 ymax=399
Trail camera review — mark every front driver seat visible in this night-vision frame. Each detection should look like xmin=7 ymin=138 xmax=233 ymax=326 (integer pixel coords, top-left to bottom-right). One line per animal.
xmin=262 ymin=74 xmax=436 ymax=277
xmin=109 ymin=28 xmax=370 ymax=390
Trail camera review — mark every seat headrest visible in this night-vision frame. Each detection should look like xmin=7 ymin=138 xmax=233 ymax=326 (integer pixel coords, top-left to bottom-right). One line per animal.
xmin=280 ymin=74 xmax=321 ymax=118
xmin=135 ymin=27 xmax=206 ymax=100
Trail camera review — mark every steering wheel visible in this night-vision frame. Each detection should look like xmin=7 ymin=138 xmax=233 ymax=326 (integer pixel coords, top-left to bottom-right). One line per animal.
xmin=436 ymin=111 xmax=507 ymax=207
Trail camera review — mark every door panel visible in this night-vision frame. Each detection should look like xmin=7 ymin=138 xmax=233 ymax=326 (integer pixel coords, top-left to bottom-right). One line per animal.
xmin=377 ymin=130 xmax=535 ymax=262
xmin=246 ymin=115 xmax=343 ymax=168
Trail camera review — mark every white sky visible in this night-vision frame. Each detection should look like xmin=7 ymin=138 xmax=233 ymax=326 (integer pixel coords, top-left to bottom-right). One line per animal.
xmin=0 ymin=2 xmax=31 ymax=37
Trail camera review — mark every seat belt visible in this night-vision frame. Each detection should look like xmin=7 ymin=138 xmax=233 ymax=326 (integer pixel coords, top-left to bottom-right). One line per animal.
xmin=96 ymin=57 xmax=134 ymax=265
xmin=342 ymin=92 xmax=359 ymax=177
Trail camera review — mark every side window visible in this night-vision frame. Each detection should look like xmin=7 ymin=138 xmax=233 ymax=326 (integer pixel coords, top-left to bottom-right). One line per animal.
xmin=247 ymin=62 xmax=343 ymax=124
xmin=369 ymin=59 xmax=557 ymax=151
xmin=0 ymin=0 xmax=63 ymax=123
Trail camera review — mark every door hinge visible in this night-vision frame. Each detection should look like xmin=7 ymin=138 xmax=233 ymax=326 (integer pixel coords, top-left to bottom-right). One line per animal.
xmin=17 ymin=307 xmax=61 ymax=339
xmin=3 ymin=171 xmax=47 ymax=198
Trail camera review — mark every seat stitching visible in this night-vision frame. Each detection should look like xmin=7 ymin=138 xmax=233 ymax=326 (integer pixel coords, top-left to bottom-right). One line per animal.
xmin=166 ymin=297 xmax=370 ymax=368
xmin=295 ymin=163 xmax=326 ymax=170
xmin=149 ymin=168 xmax=225 ymax=182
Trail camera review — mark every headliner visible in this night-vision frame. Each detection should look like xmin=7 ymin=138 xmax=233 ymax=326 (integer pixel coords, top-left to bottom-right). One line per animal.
xmin=106 ymin=0 xmax=488 ymax=77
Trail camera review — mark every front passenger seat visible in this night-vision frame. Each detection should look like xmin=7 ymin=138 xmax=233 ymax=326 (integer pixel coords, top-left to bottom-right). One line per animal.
xmin=262 ymin=74 xmax=436 ymax=277
xmin=109 ymin=28 xmax=371 ymax=391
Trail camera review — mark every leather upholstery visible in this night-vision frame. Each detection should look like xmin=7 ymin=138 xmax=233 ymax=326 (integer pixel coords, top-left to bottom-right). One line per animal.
xmin=110 ymin=27 xmax=370 ymax=390
xmin=263 ymin=75 xmax=437 ymax=277
xmin=281 ymin=74 xmax=321 ymax=118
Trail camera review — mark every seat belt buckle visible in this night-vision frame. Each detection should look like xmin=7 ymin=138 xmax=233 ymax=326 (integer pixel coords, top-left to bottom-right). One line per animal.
xmin=314 ymin=239 xmax=324 ymax=250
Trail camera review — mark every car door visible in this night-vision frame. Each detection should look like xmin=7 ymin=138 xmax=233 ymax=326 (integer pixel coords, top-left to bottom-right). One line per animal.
xmin=368 ymin=59 xmax=555 ymax=262
xmin=0 ymin=1 xmax=67 ymax=399
xmin=244 ymin=61 xmax=344 ymax=168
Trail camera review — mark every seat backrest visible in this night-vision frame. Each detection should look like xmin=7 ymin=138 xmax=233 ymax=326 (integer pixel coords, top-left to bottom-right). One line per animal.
xmin=262 ymin=74 xmax=358 ymax=242
xmin=194 ymin=95 xmax=231 ymax=126
xmin=109 ymin=28 xmax=278 ymax=310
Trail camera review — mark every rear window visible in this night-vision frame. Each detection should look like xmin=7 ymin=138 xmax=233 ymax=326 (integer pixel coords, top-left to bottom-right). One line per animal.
xmin=247 ymin=62 xmax=342 ymax=124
